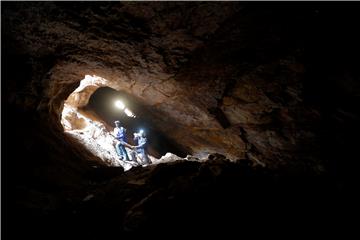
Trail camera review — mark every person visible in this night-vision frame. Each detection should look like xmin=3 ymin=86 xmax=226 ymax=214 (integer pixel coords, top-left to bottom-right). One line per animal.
xmin=113 ymin=120 xmax=130 ymax=161
xmin=132 ymin=130 xmax=151 ymax=166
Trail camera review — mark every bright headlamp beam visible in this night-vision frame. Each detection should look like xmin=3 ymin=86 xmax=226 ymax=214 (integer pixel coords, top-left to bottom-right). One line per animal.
xmin=115 ymin=100 xmax=125 ymax=110
xmin=124 ymin=108 xmax=135 ymax=117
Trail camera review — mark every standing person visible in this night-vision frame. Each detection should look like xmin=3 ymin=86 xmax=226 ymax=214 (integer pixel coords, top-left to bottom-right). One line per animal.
xmin=133 ymin=130 xmax=151 ymax=166
xmin=113 ymin=120 xmax=130 ymax=161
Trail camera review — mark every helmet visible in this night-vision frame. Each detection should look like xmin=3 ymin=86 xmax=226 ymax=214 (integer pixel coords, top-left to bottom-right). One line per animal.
xmin=138 ymin=129 xmax=145 ymax=137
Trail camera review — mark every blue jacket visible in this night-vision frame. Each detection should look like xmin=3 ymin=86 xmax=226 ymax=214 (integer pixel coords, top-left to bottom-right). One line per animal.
xmin=114 ymin=127 xmax=127 ymax=142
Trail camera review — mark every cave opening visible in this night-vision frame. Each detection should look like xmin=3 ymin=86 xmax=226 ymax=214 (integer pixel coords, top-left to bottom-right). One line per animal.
xmin=60 ymin=75 xmax=187 ymax=170
xmin=5 ymin=2 xmax=360 ymax=237
xmin=86 ymin=86 xmax=188 ymax=158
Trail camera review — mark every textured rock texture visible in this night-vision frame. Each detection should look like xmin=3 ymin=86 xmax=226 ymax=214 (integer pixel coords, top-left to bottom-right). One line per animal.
xmin=3 ymin=2 xmax=360 ymax=238
xmin=3 ymin=2 xmax=332 ymax=170
xmin=4 ymin=2 xmax=247 ymax=162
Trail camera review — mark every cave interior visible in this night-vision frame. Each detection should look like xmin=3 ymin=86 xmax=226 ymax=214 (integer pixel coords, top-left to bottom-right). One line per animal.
xmin=3 ymin=1 xmax=360 ymax=237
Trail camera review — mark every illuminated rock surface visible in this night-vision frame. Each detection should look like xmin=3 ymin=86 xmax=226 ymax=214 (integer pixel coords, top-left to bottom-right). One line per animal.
xmin=3 ymin=2 xmax=359 ymax=237
xmin=3 ymin=2 xmax=324 ymax=168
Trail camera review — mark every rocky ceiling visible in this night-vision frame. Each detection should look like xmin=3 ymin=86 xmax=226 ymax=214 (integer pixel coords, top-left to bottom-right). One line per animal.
xmin=3 ymin=2 xmax=322 ymax=168
xmin=3 ymin=2 xmax=360 ymax=237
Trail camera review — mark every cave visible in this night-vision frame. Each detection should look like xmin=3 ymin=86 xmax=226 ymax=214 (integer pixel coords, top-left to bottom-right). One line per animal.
xmin=3 ymin=2 xmax=360 ymax=237
xmin=60 ymin=74 xmax=188 ymax=170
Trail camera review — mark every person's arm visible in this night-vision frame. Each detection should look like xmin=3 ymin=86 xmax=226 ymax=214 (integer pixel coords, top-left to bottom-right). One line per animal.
xmin=122 ymin=142 xmax=134 ymax=148
xmin=113 ymin=128 xmax=118 ymax=138
xmin=135 ymin=138 xmax=147 ymax=149
xmin=111 ymin=133 xmax=133 ymax=147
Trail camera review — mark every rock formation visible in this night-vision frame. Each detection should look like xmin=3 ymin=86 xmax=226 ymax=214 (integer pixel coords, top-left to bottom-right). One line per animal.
xmin=3 ymin=2 xmax=359 ymax=237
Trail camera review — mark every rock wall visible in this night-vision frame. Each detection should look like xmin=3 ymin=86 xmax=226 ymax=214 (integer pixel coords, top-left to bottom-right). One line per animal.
xmin=3 ymin=2 xmax=347 ymax=173
xmin=4 ymin=2 xmax=360 ymax=238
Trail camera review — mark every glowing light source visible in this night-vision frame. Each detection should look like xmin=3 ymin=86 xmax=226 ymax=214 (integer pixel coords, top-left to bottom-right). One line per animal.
xmin=124 ymin=108 xmax=135 ymax=118
xmin=139 ymin=129 xmax=144 ymax=135
xmin=114 ymin=100 xmax=125 ymax=110
xmin=114 ymin=99 xmax=136 ymax=118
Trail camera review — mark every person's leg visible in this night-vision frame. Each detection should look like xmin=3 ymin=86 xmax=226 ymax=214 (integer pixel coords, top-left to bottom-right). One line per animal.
xmin=143 ymin=151 xmax=151 ymax=164
xmin=129 ymin=150 xmax=138 ymax=163
xmin=115 ymin=142 xmax=123 ymax=159
xmin=120 ymin=145 xmax=130 ymax=161
xmin=140 ymin=149 xmax=151 ymax=165
xmin=138 ymin=149 xmax=151 ymax=165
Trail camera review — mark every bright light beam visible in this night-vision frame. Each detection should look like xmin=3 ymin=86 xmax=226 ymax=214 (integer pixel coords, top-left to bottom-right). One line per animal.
xmin=114 ymin=100 xmax=125 ymax=110
xmin=124 ymin=108 xmax=135 ymax=118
